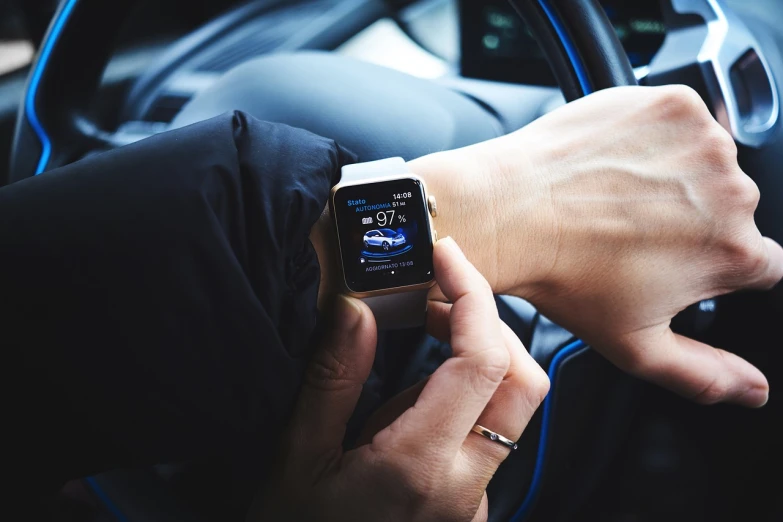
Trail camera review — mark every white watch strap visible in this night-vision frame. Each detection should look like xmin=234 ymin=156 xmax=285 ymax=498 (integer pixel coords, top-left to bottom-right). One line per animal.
xmin=340 ymin=157 xmax=410 ymax=182
xmin=340 ymin=157 xmax=427 ymax=330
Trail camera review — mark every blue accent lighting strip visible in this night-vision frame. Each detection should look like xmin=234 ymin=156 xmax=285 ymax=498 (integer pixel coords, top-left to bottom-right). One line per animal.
xmin=510 ymin=339 xmax=587 ymax=522
xmin=85 ymin=476 xmax=131 ymax=522
xmin=537 ymin=0 xmax=593 ymax=95
xmin=25 ymin=0 xmax=80 ymax=175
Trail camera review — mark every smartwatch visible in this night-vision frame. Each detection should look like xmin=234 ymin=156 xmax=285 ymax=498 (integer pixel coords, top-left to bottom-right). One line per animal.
xmin=330 ymin=157 xmax=438 ymax=330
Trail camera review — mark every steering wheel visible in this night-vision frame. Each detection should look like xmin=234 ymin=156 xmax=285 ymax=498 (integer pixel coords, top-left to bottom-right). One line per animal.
xmin=9 ymin=0 xmax=635 ymax=179
xmin=7 ymin=0 xmax=782 ymax=521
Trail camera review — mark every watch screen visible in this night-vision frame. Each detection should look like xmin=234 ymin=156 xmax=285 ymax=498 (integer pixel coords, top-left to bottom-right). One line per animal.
xmin=333 ymin=178 xmax=434 ymax=293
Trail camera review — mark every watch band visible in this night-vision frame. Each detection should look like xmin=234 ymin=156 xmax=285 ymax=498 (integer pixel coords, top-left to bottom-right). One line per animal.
xmin=363 ymin=289 xmax=429 ymax=330
xmin=340 ymin=157 xmax=428 ymax=330
xmin=341 ymin=156 xmax=410 ymax=182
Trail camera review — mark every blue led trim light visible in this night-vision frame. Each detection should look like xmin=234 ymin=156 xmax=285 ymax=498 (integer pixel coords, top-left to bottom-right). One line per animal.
xmin=25 ymin=0 xmax=80 ymax=175
xmin=85 ymin=476 xmax=131 ymax=522
xmin=510 ymin=338 xmax=587 ymax=522
xmin=537 ymin=0 xmax=593 ymax=95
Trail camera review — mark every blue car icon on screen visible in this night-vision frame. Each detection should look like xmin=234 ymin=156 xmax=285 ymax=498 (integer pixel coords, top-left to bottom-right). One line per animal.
xmin=363 ymin=229 xmax=406 ymax=252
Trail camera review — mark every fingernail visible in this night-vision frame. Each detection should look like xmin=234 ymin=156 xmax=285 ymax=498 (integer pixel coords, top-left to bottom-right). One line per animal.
xmin=735 ymin=386 xmax=769 ymax=408
xmin=335 ymin=294 xmax=363 ymax=331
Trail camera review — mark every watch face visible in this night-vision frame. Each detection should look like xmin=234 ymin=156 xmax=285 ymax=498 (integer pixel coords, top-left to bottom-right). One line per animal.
xmin=332 ymin=177 xmax=434 ymax=293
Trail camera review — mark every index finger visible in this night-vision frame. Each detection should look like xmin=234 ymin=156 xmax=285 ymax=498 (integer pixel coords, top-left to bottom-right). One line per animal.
xmin=617 ymin=326 xmax=769 ymax=408
xmin=376 ymin=237 xmax=509 ymax=457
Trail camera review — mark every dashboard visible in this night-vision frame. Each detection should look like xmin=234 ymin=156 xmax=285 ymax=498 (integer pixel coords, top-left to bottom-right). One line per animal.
xmin=94 ymin=0 xmax=780 ymax=151
xmin=459 ymin=0 xmax=666 ymax=85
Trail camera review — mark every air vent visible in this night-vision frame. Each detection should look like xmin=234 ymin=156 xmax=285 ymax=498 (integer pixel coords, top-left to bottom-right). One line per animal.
xmin=143 ymin=94 xmax=189 ymax=123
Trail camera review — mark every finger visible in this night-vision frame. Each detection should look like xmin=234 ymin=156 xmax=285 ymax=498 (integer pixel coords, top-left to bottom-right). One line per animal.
xmin=426 ymin=309 xmax=550 ymax=460
xmin=425 ymin=300 xmax=451 ymax=341
xmin=461 ymin=322 xmax=550 ymax=480
xmin=751 ymin=237 xmax=783 ymax=290
xmin=428 ymin=308 xmax=548 ymax=446
xmin=620 ymin=327 xmax=769 ymax=408
xmin=428 ymin=282 xmax=448 ymax=303
xmin=356 ymin=380 xmax=427 ymax=446
xmin=470 ymin=493 xmax=489 ymax=522
xmin=376 ymin=237 xmax=509 ymax=456
xmin=289 ymin=295 xmax=377 ymax=465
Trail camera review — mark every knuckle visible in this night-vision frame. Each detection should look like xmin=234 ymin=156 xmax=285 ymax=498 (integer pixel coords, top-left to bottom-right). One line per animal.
xmin=744 ymin=245 xmax=769 ymax=279
xmin=469 ymin=346 xmax=511 ymax=389
xmin=513 ymin=361 xmax=551 ymax=407
xmin=704 ymin=126 xmax=738 ymax=160
xmin=448 ymin=266 xmax=493 ymax=302
xmin=722 ymin=174 xmax=761 ymax=211
xmin=464 ymin=272 xmax=494 ymax=299
xmin=612 ymin=346 xmax=652 ymax=378
xmin=656 ymin=84 xmax=706 ymax=116
xmin=723 ymin=234 xmax=768 ymax=279
xmin=477 ymin=276 xmax=493 ymax=296
xmin=733 ymin=175 xmax=761 ymax=209
xmin=691 ymin=377 xmax=727 ymax=404
xmin=713 ymin=168 xmax=759 ymax=213
xmin=690 ymin=355 xmax=730 ymax=404
xmin=703 ymin=129 xmax=738 ymax=168
xmin=528 ymin=366 xmax=551 ymax=404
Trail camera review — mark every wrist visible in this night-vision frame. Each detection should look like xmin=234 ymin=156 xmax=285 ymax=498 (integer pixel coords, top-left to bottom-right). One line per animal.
xmin=407 ymin=139 xmax=555 ymax=300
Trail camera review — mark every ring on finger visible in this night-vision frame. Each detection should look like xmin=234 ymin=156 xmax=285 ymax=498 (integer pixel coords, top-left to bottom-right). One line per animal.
xmin=470 ymin=424 xmax=518 ymax=451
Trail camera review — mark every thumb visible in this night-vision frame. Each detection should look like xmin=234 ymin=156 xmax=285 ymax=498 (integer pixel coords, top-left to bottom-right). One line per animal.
xmin=289 ymin=295 xmax=377 ymax=465
xmin=620 ymin=328 xmax=769 ymax=408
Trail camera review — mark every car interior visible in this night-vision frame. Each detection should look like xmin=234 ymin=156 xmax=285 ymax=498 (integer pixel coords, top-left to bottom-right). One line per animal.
xmin=1 ymin=0 xmax=781 ymax=521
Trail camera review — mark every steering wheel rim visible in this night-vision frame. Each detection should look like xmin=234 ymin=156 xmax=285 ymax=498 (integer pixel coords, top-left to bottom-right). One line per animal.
xmin=8 ymin=1 xmax=638 ymax=520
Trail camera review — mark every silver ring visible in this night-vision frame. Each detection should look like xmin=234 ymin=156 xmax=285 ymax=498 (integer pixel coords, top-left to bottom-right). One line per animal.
xmin=471 ymin=424 xmax=518 ymax=450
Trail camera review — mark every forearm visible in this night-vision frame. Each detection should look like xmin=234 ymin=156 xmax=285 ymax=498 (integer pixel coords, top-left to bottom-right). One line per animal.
xmin=3 ymin=112 xmax=352 ymax=485
xmin=314 ymin=84 xmax=782 ymax=410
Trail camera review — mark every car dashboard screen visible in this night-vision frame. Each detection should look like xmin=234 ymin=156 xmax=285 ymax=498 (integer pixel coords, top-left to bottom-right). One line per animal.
xmin=460 ymin=0 xmax=666 ymax=85
xmin=332 ymin=178 xmax=434 ymax=293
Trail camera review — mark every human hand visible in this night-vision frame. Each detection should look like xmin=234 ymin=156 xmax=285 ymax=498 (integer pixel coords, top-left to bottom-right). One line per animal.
xmin=410 ymin=85 xmax=783 ymax=407
xmin=250 ymin=237 xmax=549 ymax=522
